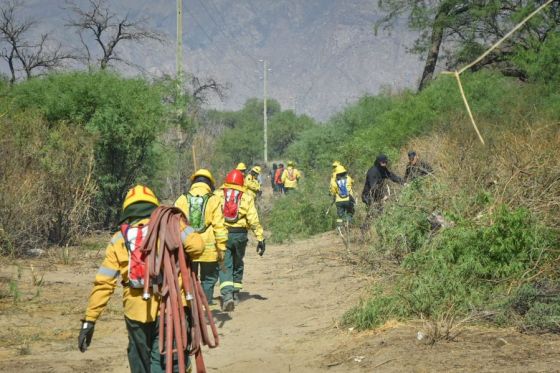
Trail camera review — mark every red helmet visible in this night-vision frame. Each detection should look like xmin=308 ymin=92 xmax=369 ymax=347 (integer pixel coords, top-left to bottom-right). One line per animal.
xmin=225 ymin=169 xmax=244 ymax=186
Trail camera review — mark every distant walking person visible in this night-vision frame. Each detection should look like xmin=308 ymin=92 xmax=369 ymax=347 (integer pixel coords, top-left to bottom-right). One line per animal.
xmin=236 ymin=162 xmax=247 ymax=176
xmin=330 ymin=160 xmax=341 ymax=185
xmin=174 ymin=169 xmax=228 ymax=307
xmin=361 ymin=154 xmax=403 ymax=215
xmin=218 ymin=169 xmax=265 ymax=311
xmin=404 ymin=150 xmax=433 ymax=182
xmin=330 ymin=165 xmax=355 ymax=226
xmin=270 ymin=163 xmax=278 ymax=191
xmin=244 ymin=166 xmax=262 ymax=198
xmin=281 ymin=161 xmax=301 ymax=193
xmin=274 ymin=163 xmax=285 ymax=194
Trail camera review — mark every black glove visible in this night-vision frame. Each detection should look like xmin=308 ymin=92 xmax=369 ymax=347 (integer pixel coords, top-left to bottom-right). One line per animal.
xmin=256 ymin=240 xmax=266 ymax=256
xmin=78 ymin=320 xmax=95 ymax=352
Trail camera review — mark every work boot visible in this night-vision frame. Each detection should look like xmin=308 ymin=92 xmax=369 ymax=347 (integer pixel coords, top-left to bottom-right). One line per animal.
xmin=233 ymin=292 xmax=240 ymax=306
xmin=222 ymin=298 xmax=235 ymax=312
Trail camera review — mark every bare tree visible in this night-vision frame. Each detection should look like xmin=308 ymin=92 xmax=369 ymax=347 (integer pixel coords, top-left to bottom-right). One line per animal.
xmin=0 ymin=0 xmax=71 ymax=83
xmin=190 ymin=75 xmax=228 ymax=105
xmin=66 ymin=0 xmax=165 ymax=70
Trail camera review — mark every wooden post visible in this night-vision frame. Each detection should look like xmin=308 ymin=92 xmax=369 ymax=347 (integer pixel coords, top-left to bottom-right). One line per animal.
xmin=192 ymin=144 xmax=198 ymax=170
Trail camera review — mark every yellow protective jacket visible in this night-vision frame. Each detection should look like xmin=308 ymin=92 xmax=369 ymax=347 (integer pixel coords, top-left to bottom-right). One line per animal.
xmin=244 ymin=174 xmax=261 ymax=197
xmin=83 ymin=218 xmax=204 ymax=323
xmin=174 ymin=182 xmax=228 ymax=262
xmin=281 ymin=167 xmax=301 ymax=189
xmin=330 ymin=175 xmax=354 ymax=202
xmin=217 ymin=183 xmax=264 ymax=241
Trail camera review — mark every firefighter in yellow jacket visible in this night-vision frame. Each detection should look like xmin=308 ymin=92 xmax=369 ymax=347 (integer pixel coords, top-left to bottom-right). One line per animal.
xmin=218 ymin=169 xmax=265 ymax=311
xmin=78 ymin=185 xmax=204 ymax=373
xmin=244 ymin=166 xmax=262 ymax=198
xmin=330 ymin=165 xmax=355 ymax=226
xmin=236 ymin=162 xmax=247 ymax=175
xmin=281 ymin=161 xmax=301 ymax=193
xmin=174 ymin=169 xmax=228 ymax=307
xmin=330 ymin=160 xmax=341 ymax=187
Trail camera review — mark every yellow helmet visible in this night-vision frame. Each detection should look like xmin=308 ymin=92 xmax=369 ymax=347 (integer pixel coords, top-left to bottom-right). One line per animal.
xmin=287 ymin=161 xmax=295 ymax=167
xmin=191 ymin=168 xmax=216 ymax=186
xmin=332 ymin=161 xmax=341 ymax=169
xmin=123 ymin=185 xmax=159 ymax=210
xmin=236 ymin=162 xmax=247 ymax=171
xmin=334 ymin=165 xmax=347 ymax=175
xmin=251 ymin=166 xmax=262 ymax=174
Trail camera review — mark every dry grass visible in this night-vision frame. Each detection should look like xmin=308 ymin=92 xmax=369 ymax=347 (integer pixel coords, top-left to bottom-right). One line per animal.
xmin=397 ymin=120 xmax=560 ymax=230
xmin=0 ymin=114 xmax=97 ymax=256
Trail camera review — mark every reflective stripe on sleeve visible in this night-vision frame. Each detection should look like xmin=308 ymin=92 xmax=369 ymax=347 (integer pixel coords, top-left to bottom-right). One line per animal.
xmin=110 ymin=232 xmax=123 ymax=245
xmin=233 ymin=283 xmax=243 ymax=289
xmin=97 ymin=266 xmax=119 ymax=278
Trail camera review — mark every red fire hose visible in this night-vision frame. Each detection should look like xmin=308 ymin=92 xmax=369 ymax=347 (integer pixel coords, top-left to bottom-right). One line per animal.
xmin=140 ymin=206 xmax=219 ymax=373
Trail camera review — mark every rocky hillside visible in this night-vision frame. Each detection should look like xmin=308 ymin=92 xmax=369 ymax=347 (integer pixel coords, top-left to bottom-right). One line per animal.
xmin=17 ymin=0 xmax=421 ymax=121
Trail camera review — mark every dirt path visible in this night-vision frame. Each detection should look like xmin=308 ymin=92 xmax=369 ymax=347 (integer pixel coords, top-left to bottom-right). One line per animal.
xmin=0 ymin=231 xmax=363 ymax=372
xmin=1 ymin=231 xmax=560 ymax=372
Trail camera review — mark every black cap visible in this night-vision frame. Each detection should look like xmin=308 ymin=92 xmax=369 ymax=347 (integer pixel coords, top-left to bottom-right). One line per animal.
xmin=377 ymin=154 xmax=388 ymax=163
xmin=408 ymin=150 xmax=416 ymax=158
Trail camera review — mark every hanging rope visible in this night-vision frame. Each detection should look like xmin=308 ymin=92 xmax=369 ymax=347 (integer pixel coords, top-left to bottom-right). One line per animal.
xmin=442 ymin=0 xmax=555 ymax=145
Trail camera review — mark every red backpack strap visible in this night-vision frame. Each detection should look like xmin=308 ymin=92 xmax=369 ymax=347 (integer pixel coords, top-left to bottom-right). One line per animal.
xmin=120 ymin=224 xmax=130 ymax=249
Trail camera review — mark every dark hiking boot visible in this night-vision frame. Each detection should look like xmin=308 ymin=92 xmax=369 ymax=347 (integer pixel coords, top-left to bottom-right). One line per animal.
xmin=222 ymin=298 xmax=235 ymax=312
xmin=233 ymin=292 xmax=240 ymax=306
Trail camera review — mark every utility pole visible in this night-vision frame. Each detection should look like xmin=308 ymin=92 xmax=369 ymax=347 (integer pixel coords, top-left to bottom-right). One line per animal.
xmin=176 ymin=0 xmax=184 ymax=92
xmin=263 ymin=59 xmax=268 ymax=164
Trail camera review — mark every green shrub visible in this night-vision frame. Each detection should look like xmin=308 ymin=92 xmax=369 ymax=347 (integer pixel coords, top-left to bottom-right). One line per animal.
xmin=343 ymin=287 xmax=408 ymax=329
xmin=345 ymin=206 xmax=558 ymax=329
xmin=374 ymin=181 xmax=434 ymax=261
xmin=4 ymin=71 xmax=166 ymax=226
xmin=266 ymin=176 xmax=334 ymax=243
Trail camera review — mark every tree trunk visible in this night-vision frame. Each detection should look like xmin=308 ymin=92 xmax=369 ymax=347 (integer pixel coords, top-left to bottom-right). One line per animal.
xmin=7 ymin=54 xmax=15 ymax=84
xmin=418 ymin=9 xmax=447 ymax=91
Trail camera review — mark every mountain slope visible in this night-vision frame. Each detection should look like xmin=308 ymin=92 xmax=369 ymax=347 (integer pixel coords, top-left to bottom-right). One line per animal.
xmin=14 ymin=0 xmax=421 ymax=120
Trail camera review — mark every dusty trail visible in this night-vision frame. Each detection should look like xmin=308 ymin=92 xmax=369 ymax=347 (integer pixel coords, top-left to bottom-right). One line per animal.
xmin=0 ymin=231 xmax=363 ymax=372
xmin=204 ymin=232 xmax=362 ymax=372
xmin=2 ymin=230 xmax=560 ymax=372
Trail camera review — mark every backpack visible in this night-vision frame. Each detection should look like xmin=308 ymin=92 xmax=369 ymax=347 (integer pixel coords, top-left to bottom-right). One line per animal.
xmin=120 ymin=223 xmax=149 ymax=288
xmin=336 ymin=176 xmax=349 ymax=198
xmin=223 ymin=188 xmax=243 ymax=223
xmin=186 ymin=193 xmax=211 ymax=233
xmin=287 ymin=169 xmax=297 ymax=181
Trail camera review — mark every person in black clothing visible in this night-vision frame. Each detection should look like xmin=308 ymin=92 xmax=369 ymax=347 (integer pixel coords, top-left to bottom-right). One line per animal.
xmin=271 ymin=163 xmax=278 ymax=192
xmin=404 ymin=151 xmax=433 ymax=182
xmin=361 ymin=154 xmax=403 ymax=208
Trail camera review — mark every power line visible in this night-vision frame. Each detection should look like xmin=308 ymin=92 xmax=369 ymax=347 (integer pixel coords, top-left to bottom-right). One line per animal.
xmin=187 ymin=6 xmax=256 ymax=93
xmin=206 ymin=0 xmax=260 ymax=50
xmin=194 ymin=0 xmax=259 ymax=66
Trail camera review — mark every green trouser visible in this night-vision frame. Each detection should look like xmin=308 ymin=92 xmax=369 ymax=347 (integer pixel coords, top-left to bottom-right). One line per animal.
xmin=125 ymin=315 xmax=190 ymax=373
xmin=193 ymin=261 xmax=219 ymax=305
xmin=219 ymin=231 xmax=248 ymax=301
xmin=336 ymin=200 xmax=354 ymax=224
xmin=284 ymin=187 xmax=295 ymax=194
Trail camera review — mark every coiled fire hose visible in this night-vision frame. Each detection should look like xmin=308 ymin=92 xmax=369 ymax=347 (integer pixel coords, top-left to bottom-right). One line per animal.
xmin=140 ymin=206 xmax=219 ymax=373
